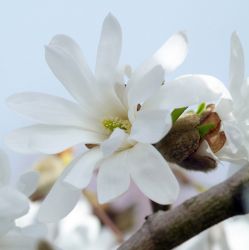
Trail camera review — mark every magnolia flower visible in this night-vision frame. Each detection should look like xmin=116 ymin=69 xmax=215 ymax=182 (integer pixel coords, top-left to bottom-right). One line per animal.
xmin=169 ymin=33 xmax=249 ymax=171
xmin=215 ymin=32 xmax=249 ymax=164
xmin=6 ymin=14 xmax=227 ymax=222
xmin=0 ymin=149 xmax=56 ymax=250
xmin=196 ymin=32 xmax=249 ymax=167
xmin=0 ymin=149 xmax=38 ymax=236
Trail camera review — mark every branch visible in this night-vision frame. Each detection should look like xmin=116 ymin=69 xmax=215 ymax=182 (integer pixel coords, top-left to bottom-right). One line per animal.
xmin=118 ymin=165 xmax=249 ymax=250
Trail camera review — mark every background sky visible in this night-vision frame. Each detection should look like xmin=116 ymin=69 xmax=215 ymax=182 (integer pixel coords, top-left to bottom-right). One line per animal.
xmin=0 ymin=0 xmax=248 ymax=179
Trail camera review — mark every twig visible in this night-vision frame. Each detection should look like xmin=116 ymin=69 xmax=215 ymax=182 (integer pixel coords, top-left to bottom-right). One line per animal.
xmin=118 ymin=165 xmax=249 ymax=250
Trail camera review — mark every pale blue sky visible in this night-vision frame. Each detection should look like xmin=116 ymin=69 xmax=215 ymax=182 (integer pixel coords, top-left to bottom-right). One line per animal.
xmin=0 ymin=0 xmax=248 ymax=175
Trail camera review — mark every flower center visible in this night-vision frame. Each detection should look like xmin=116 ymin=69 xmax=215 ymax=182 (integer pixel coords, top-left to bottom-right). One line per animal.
xmin=102 ymin=117 xmax=131 ymax=133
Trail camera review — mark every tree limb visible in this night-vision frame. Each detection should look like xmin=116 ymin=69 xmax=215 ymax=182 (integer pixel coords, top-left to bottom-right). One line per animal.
xmin=118 ymin=165 xmax=249 ymax=250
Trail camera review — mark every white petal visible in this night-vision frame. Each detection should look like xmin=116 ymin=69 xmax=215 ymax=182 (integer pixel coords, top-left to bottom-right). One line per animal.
xmin=100 ymin=128 xmax=127 ymax=157
xmin=95 ymin=13 xmax=122 ymax=83
xmin=7 ymin=92 xmax=99 ymax=130
xmin=45 ymin=40 xmax=100 ymax=113
xmin=20 ymin=223 xmax=47 ymax=238
xmin=128 ymin=143 xmax=179 ymax=204
xmin=128 ymin=65 xmax=164 ymax=107
xmin=0 ymin=219 xmax=14 ymax=237
xmin=97 ymin=150 xmax=130 ymax=203
xmin=196 ymin=140 xmax=218 ymax=161
xmin=63 ymin=147 xmax=103 ymax=189
xmin=114 ymin=82 xmax=128 ymax=108
xmin=0 ymin=187 xmax=29 ymax=220
xmin=49 ymin=34 xmax=93 ymax=80
xmin=130 ymin=109 xmax=172 ymax=143
xmin=0 ymin=230 xmax=38 ymax=250
xmin=143 ymin=74 xmax=231 ymax=111
xmin=216 ymin=121 xmax=248 ymax=162
xmin=16 ymin=171 xmax=39 ymax=197
xmin=0 ymin=150 xmax=11 ymax=186
xmin=5 ymin=125 xmax=105 ymax=154
xmin=229 ymin=32 xmax=245 ymax=100
xmin=38 ymin=159 xmax=82 ymax=222
xmin=135 ymin=32 xmax=188 ymax=77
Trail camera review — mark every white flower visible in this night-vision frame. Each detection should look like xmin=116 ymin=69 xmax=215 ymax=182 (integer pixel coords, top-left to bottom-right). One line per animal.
xmin=17 ymin=198 xmax=114 ymax=250
xmin=0 ymin=149 xmax=55 ymax=250
xmin=54 ymin=198 xmax=116 ymax=250
xmin=212 ymin=32 xmax=249 ymax=164
xmin=0 ymin=149 xmax=38 ymax=236
xmin=6 ymin=13 xmax=227 ymax=222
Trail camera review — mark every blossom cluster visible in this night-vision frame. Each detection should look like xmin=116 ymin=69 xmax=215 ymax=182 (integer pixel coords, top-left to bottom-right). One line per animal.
xmin=1 ymin=13 xmax=249 ymax=249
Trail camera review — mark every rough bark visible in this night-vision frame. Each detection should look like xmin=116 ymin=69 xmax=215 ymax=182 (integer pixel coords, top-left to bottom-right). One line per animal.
xmin=118 ymin=166 xmax=249 ymax=250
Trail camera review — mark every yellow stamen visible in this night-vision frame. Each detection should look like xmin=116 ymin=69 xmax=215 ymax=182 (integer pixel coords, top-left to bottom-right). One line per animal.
xmin=102 ymin=117 xmax=131 ymax=133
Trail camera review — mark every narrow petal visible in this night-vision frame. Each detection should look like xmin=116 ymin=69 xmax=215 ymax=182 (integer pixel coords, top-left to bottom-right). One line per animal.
xmin=135 ymin=32 xmax=188 ymax=78
xmin=6 ymin=125 xmax=105 ymax=154
xmin=63 ymin=147 xmax=103 ymax=189
xmin=130 ymin=109 xmax=172 ymax=143
xmin=143 ymin=74 xmax=232 ymax=111
xmin=49 ymin=34 xmax=94 ymax=81
xmin=128 ymin=65 xmax=164 ymax=107
xmin=0 ymin=187 xmax=29 ymax=220
xmin=38 ymin=158 xmax=82 ymax=222
xmin=100 ymin=128 xmax=127 ymax=157
xmin=45 ymin=40 xmax=100 ymax=113
xmin=7 ymin=92 xmax=99 ymax=130
xmin=0 ymin=150 xmax=11 ymax=186
xmin=16 ymin=171 xmax=39 ymax=197
xmin=128 ymin=143 xmax=179 ymax=204
xmin=97 ymin=150 xmax=130 ymax=203
xmin=229 ymin=32 xmax=245 ymax=100
xmin=95 ymin=13 xmax=122 ymax=83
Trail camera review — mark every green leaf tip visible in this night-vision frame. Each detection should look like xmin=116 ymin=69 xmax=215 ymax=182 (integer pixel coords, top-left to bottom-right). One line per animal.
xmin=196 ymin=102 xmax=206 ymax=115
xmin=198 ymin=123 xmax=215 ymax=138
xmin=171 ymin=107 xmax=188 ymax=124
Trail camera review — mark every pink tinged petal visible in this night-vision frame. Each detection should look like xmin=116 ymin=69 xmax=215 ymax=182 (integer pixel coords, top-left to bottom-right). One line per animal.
xmin=38 ymin=158 xmax=82 ymax=223
xmin=0 ymin=150 xmax=11 ymax=186
xmin=128 ymin=65 xmax=164 ymax=107
xmin=229 ymin=32 xmax=245 ymax=100
xmin=16 ymin=171 xmax=39 ymax=197
xmin=63 ymin=147 xmax=103 ymax=189
xmin=0 ymin=187 xmax=29 ymax=220
xmin=101 ymin=128 xmax=127 ymax=157
xmin=128 ymin=143 xmax=179 ymax=204
xmin=97 ymin=150 xmax=130 ymax=203
xmin=95 ymin=13 xmax=122 ymax=83
xmin=130 ymin=109 xmax=172 ymax=144
xmin=5 ymin=125 xmax=105 ymax=154
xmin=135 ymin=32 xmax=188 ymax=78
xmin=7 ymin=92 xmax=99 ymax=130
xmin=45 ymin=41 xmax=100 ymax=113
